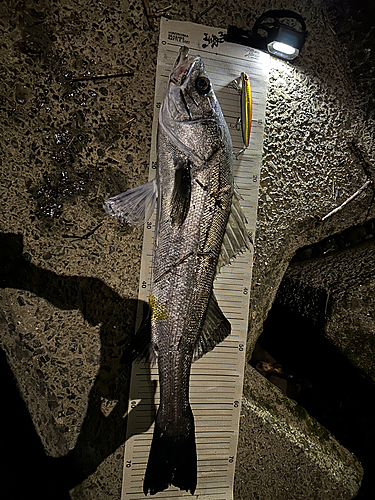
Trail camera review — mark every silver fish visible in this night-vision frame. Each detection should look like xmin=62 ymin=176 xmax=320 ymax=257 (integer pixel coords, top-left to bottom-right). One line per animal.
xmin=104 ymin=47 xmax=249 ymax=496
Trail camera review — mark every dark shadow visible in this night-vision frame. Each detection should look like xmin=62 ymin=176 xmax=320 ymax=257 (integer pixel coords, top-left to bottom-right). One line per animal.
xmin=0 ymin=233 xmax=155 ymax=497
xmin=254 ymin=286 xmax=375 ymax=500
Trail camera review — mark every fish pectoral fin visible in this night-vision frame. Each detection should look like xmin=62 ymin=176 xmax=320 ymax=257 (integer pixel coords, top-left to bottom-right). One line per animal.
xmin=192 ymin=293 xmax=231 ymax=362
xmin=103 ymin=179 xmax=157 ymax=226
xmin=170 ymin=159 xmax=191 ymax=227
xmin=216 ymin=186 xmax=250 ymax=272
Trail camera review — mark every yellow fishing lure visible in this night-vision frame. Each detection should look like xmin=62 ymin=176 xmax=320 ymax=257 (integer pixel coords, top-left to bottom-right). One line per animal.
xmin=241 ymin=72 xmax=252 ymax=148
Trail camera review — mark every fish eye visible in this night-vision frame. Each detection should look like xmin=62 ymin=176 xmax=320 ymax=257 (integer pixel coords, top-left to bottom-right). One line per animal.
xmin=195 ymin=76 xmax=211 ymax=94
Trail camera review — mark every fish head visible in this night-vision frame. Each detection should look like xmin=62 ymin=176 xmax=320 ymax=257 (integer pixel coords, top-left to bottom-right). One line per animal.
xmin=166 ymin=47 xmax=218 ymax=121
xmin=159 ymin=47 xmax=230 ymax=162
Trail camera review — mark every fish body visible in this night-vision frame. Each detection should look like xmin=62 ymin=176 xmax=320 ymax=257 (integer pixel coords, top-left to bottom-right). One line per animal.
xmin=104 ymin=47 xmax=249 ymax=496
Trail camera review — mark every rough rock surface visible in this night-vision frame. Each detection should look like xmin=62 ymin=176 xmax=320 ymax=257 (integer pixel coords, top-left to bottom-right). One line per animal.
xmin=1 ymin=0 xmax=374 ymax=498
xmin=235 ymin=366 xmax=363 ymax=500
xmin=280 ymin=228 xmax=375 ymax=383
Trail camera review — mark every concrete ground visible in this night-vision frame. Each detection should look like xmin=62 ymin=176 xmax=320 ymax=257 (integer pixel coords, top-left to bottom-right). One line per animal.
xmin=1 ymin=0 xmax=374 ymax=498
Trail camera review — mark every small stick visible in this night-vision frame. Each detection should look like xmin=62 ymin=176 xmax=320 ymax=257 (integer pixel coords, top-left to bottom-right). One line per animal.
xmin=153 ymin=5 xmax=172 ymax=17
xmin=96 ymin=182 xmax=102 ymax=199
xmin=123 ymin=117 xmax=135 ymax=127
xmin=321 ymin=179 xmax=372 ymax=221
xmin=324 ymin=290 xmax=330 ymax=317
xmin=62 ymin=221 xmax=103 ymax=240
xmin=329 ymin=25 xmax=337 ymax=36
xmin=118 ymin=117 xmax=135 ymax=135
xmin=141 ymin=0 xmax=155 ymax=30
xmin=79 ymin=324 xmax=100 ymax=334
xmin=321 ymin=10 xmax=328 ymax=31
xmin=70 ymin=72 xmax=134 ymax=82
xmin=66 ymin=135 xmax=76 ymax=149
xmin=193 ymin=3 xmax=216 ymax=22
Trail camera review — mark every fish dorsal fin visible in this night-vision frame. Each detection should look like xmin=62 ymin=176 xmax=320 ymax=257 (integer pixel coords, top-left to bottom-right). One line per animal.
xmin=216 ymin=187 xmax=250 ymax=272
xmin=192 ymin=293 xmax=231 ymax=362
xmin=170 ymin=158 xmax=191 ymax=227
xmin=103 ymin=179 xmax=157 ymax=226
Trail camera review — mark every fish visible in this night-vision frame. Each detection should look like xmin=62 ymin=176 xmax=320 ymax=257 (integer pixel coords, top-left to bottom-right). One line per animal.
xmin=103 ymin=46 xmax=249 ymax=496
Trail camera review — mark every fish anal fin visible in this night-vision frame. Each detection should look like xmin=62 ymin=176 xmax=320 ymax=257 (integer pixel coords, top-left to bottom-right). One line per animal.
xmin=170 ymin=158 xmax=191 ymax=227
xmin=193 ymin=293 xmax=231 ymax=362
xmin=216 ymin=187 xmax=250 ymax=272
xmin=103 ymin=179 xmax=157 ymax=226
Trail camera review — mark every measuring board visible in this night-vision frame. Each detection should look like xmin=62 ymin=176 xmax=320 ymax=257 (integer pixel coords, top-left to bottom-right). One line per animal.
xmin=121 ymin=18 xmax=269 ymax=500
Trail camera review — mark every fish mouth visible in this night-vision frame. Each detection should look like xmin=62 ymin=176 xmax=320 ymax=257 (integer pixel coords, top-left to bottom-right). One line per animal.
xmin=169 ymin=47 xmax=195 ymax=87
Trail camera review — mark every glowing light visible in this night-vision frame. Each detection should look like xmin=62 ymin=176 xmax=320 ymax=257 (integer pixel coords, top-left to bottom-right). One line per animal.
xmin=267 ymin=41 xmax=300 ymax=60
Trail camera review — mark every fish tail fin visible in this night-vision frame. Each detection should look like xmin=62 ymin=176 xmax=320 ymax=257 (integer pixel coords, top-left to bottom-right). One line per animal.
xmin=143 ymin=409 xmax=197 ymax=496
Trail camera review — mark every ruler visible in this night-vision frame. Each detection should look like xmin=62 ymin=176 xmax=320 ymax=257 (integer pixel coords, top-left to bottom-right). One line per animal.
xmin=121 ymin=19 xmax=269 ymax=500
